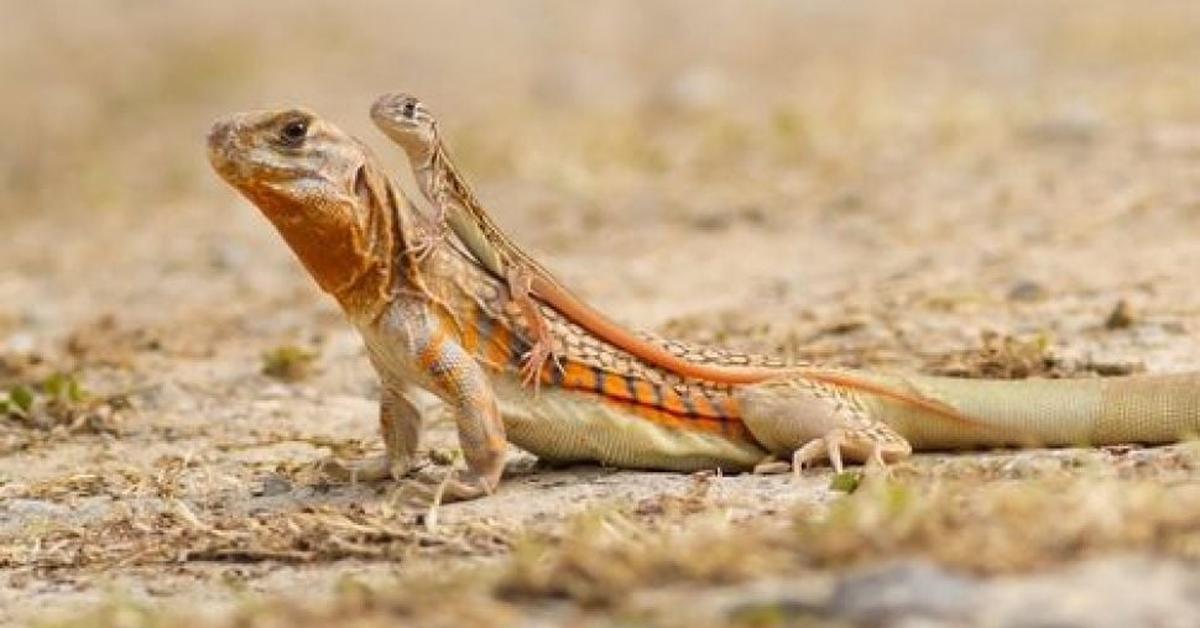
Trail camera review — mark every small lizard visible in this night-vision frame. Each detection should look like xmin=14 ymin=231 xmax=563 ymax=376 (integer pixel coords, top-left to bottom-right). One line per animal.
xmin=209 ymin=106 xmax=1200 ymax=501
xmin=369 ymin=92 xmax=795 ymax=388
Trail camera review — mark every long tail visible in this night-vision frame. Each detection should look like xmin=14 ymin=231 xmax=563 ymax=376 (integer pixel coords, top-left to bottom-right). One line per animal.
xmin=875 ymin=372 xmax=1200 ymax=449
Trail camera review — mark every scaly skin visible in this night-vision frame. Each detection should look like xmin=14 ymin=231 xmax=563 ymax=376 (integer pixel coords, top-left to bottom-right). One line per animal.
xmin=209 ymin=106 xmax=1200 ymax=502
xmin=369 ymin=93 xmax=796 ymax=387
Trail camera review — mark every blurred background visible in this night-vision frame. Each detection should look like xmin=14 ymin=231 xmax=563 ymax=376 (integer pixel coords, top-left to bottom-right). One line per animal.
xmin=3 ymin=0 xmax=1200 ymax=378
xmin=5 ymin=0 xmax=1199 ymax=217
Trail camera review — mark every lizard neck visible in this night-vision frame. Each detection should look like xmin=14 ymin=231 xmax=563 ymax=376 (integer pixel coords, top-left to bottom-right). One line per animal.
xmin=252 ymin=160 xmax=425 ymax=322
xmin=335 ymin=162 xmax=433 ymax=322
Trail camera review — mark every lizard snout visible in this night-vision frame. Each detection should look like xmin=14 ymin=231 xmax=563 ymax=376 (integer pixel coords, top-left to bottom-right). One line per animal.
xmin=207 ymin=116 xmax=241 ymax=157
xmin=207 ymin=114 xmax=255 ymax=179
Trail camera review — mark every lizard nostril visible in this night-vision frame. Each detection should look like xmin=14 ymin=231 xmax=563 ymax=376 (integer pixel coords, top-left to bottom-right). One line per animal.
xmin=206 ymin=118 xmax=241 ymax=173
xmin=207 ymin=118 xmax=236 ymax=152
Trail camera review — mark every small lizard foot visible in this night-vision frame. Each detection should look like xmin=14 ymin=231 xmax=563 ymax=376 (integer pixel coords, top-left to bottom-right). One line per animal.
xmin=404 ymin=466 xmax=495 ymax=504
xmin=790 ymin=426 xmax=910 ymax=479
xmin=792 ymin=428 xmax=847 ymax=478
xmin=409 ymin=226 xmax=449 ymax=262
xmin=753 ymin=456 xmax=792 ymax=475
xmin=519 ymin=341 xmax=565 ymax=393
xmin=861 ymin=442 xmax=893 ymax=479
xmin=318 ymin=453 xmax=414 ymax=483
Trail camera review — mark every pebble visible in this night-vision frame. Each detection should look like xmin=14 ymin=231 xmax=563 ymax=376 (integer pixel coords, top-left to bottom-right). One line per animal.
xmin=828 ymin=560 xmax=980 ymax=624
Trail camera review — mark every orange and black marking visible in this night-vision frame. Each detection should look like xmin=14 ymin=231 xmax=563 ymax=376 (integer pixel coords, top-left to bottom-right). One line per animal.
xmin=541 ymin=360 xmax=749 ymax=439
xmin=451 ymin=297 xmax=750 ymax=438
xmin=454 ymin=298 xmax=533 ymax=371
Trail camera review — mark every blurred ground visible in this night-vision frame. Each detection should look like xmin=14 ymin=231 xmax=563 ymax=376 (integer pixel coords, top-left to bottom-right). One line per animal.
xmin=3 ymin=1 xmax=1200 ymax=626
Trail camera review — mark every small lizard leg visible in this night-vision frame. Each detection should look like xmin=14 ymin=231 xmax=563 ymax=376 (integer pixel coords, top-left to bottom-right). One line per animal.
xmin=506 ymin=268 xmax=562 ymax=391
xmin=737 ymin=377 xmax=912 ymax=474
xmin=408 ymin=175 xmax=453 ymax=262
xmin=791 ymin=428 xmax=848 ymax=476
xmin=417 ymin=327 xmax=508 ymax=500
xmin=324 ymin=385 xmax=426 ymax=483
xmin=377 ymin=387 xmax=424 ymax=479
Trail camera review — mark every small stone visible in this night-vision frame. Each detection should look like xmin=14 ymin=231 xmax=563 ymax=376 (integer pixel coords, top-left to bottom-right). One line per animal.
xmin=828 ymin=561 xmax=980 ymax=623
xmin=1162 ymin=321 xmax=1187 ymax=335
xmin=256 ymin=473 xmax=293 ymax=497
xmin=3 ymin=332 xmax=36 ymax=353
xmin=1007 ymin=281 xmax=1045 ymax=302
xmin=1022 ymin=104 xmax=1102 ymax=145
xmin=1105 ymin=299 xmax=1135 ymax=330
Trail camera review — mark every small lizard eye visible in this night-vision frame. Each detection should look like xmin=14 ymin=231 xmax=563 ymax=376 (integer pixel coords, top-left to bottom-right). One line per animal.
xmin=402 ymin=99 xmax=417 ymax=119
xmin=279 ymin=119 xmax=309 ymax=146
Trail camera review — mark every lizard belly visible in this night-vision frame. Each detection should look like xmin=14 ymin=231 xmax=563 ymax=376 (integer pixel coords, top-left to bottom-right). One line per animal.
xmin=492 ymin=377 xmax=766 ymax=471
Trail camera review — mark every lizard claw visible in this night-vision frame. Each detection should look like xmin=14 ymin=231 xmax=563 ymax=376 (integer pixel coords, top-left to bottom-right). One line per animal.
xmin=318 ymin=453 xmax=419 ymax=484
xmin=518 ymin=339 xmax=565 ymax=395
xmin=792 ymin=428 xmax=847 ymax=478
xmin=410 ymin=226 xmax=449 ymax=262
xmin=403 ymin=465 xmax=495 ymax=505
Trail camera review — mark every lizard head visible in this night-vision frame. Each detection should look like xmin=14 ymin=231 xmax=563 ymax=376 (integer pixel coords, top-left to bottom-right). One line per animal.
xmin=207 ymin=108 xmax=401 ymax=315
xmin=370 ymin=92 xmax=438 ymax=162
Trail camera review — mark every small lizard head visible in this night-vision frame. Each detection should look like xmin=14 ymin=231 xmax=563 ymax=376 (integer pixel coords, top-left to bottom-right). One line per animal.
xmin=208 ymin=108 xmax=402 ymax=312
xmin=370 ymin=92 xmax=438 ymax=160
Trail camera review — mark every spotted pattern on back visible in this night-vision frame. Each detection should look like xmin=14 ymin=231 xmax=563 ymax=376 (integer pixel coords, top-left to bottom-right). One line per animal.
xmin=419 ymin=247 xmax=782 ymax=439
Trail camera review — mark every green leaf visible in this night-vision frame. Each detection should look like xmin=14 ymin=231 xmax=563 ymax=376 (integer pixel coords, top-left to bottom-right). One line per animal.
xmin=67 ymin=377 xmax=86 ymax=402
xmin=829 ymin=471 xmax=862 ymax=493
xmin=9 ymin=386 xmax=34 ymax=413
xmin=43 ymin=373 xmax=66 ymax=399
xmin=261 ymin=345 xmax=318 ymax=381
xmin=43 ymin=373 xmax=87 ymax=402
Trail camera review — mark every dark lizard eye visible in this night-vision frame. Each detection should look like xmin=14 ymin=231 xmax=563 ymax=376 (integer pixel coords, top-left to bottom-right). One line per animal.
xmin=279 ymin=119 xmax=309 ymax=146
xmin=402 ymin=99 xmax=417 ymax=119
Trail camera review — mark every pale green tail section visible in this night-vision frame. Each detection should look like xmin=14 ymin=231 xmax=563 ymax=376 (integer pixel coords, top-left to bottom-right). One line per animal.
xmin=876 ymin=372 xmax=1200 ymax=449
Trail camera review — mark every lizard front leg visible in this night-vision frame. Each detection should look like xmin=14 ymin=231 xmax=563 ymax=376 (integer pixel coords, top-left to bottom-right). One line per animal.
xmin=414 ymin=324 xmax=507 ymax=501
xmin=405 ymin=167 xmax=453 ymax=262
xmin=737 ymin=377 xmax=912 ymax=474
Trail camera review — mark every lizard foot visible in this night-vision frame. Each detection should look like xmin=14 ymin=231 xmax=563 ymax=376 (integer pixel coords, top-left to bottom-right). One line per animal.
xmin=409 ymin=226 xmax=449 ymax=262
xmin=519 ymin=340 xmax=564 ymax=393
xmin=318 ymin=453 xmax=420 ymax=484
xmin=793 ymin=427 xmax=849 ymax=477
xmin=791 ymin=426 xmax=908 ymax=478
xmin=400 ymin=466 xmax=496 ymax=504
xmin=737 ymin=377 xmax=911 ymax=478
xmin=753 ymin=456 xmax=792 ymax=475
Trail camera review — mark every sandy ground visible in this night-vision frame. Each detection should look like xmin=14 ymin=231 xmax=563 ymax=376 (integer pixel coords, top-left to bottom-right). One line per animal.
xmin=4 ymin=2 xmax=1200 ymax=626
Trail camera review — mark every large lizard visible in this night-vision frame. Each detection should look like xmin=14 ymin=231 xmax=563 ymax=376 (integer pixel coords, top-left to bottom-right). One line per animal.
xmin=208 ymin=106 xmax=1200 ymax=501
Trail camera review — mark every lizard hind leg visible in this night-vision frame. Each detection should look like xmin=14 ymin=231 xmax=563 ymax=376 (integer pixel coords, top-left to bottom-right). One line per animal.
xmin=737 ymin=377 xmax=912 ymax=475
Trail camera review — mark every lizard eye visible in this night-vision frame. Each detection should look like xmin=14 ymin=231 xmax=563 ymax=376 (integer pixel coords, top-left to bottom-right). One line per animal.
xmin=279 ymin=119 xmax=309 ymax=146
xmin=402 ymin=99 xmax=417 ymax=119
